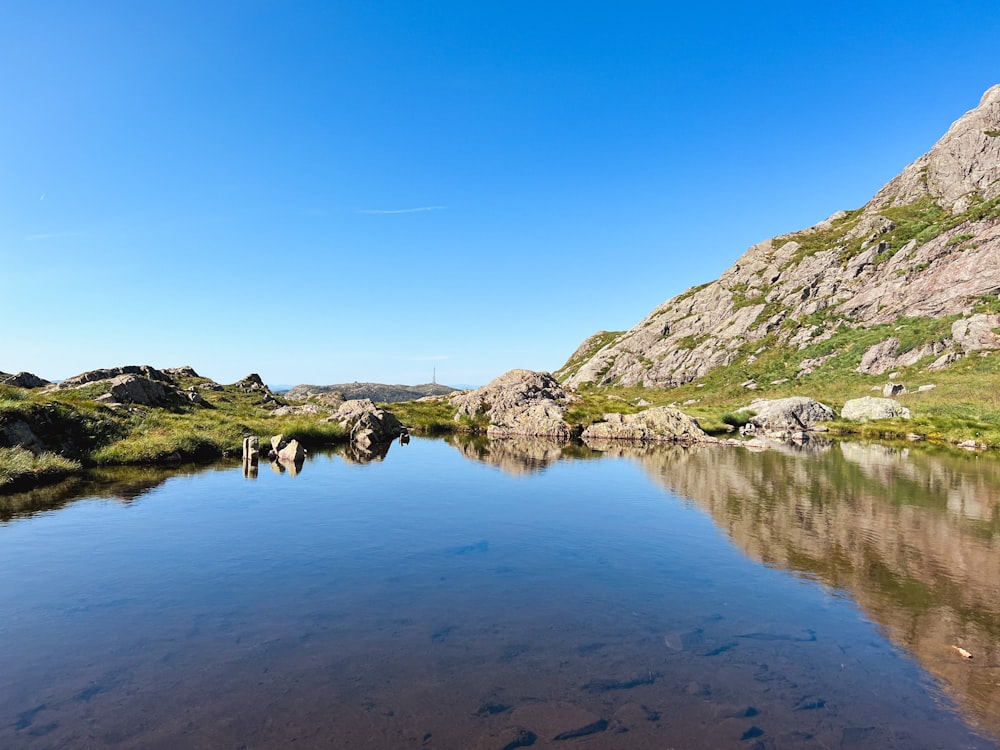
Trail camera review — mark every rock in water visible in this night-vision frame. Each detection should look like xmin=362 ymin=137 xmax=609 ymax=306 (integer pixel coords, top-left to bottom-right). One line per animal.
xmin=328 ymin=399 xmax=404 ymax=447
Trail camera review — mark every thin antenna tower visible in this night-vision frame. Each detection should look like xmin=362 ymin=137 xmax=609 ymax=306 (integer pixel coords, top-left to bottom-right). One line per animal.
xmin=432 ymin=366 xmax=436 ymax=385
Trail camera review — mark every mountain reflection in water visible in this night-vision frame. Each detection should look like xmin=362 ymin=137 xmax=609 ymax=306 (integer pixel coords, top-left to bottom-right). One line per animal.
xmin=587 ymin=437 xmax=1000 ymax=740
xmin=0 ymin=436 xmax=998 ymax=749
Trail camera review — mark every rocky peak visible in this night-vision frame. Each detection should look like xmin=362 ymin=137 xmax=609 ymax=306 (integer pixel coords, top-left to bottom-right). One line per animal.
xmin=869 ymin=84 xmax=1000 ymax=212
xmin=559 ymin=85 xmax=1000 ymax=390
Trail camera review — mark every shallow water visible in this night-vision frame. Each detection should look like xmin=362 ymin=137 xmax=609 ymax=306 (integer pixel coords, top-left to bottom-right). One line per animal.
xmin=1 ymin=437 xmax=998 ymax=749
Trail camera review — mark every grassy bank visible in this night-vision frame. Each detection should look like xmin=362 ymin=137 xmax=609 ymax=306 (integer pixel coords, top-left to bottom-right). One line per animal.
xmin=391 ymin=343 xmax=1000 ymax=450
xmin=0 ymin=447 xmax=81 ymax=493
xmin=0 ymin=377 xmax=348 ymax=492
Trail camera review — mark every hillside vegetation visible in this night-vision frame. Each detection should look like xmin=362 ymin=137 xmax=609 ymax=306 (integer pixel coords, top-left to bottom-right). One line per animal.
xmin=550 ymin=85 xmax=1000 ymax=446
xmin=0 ymin=367 xmax=345 ymax=493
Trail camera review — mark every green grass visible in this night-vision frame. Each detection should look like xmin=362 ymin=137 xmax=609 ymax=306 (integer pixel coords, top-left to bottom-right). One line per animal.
xmin=382 ymin=398 xmax=458 ymax=434
xmin=556 ymin=330 xmax=625 ymax=380
xmin=0 ymin=377 xmax=351 ymax=479
xmin=0 ymin=447 xmax=81 ymax=492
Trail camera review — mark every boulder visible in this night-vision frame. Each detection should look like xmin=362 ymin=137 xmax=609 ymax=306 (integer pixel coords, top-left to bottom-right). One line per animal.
xmin=581 ymin=407 xmax=714 ymax=444
xmin=841 ymin=396 xmax=911 ymax=421
xmin=0 ymin=419 xmax=46 ymax=454
xmin=183 ymin=387 xmax=208 ymax=405
xmin=450 ymin=369 xmax=572 ymax=438
xmin=883 ymin=382 xmax=906 ymax=397
xmin=234 ymin=373 xmax=269 ymax=391
xmin=739 ymin=397 xmax=836 ymax=436
xmin=856 ymin=338 xmax=945 ymax=375
xmin=107 ymin=374 xmax=175 ymax=406
xmin=952 ymin=314 xmax=1000 ymax=351
xmin=53 ymin=365 xmax=172 ymax=390
xmin=163 ymin=366 xmax=201 ymax=379
xmin=328 ymin=399 xmax=404 ymax=447
xmin=271 ymin=403 xmax=328 ymax=417
xmin=0 ymin=371 xmax=50 ymax=388
xmin=277 ymin=438 xmax=306 ymax=463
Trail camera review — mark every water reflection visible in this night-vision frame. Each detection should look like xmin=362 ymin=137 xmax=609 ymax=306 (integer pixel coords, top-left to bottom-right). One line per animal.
xmin=591 ymin=439 xmax=1000 ymax=740
xmin=0 ymin=462 xmax=238 ymax=521
xmin=2 ymin=436 xmax=999 ymax=748
xmin=447 ymin=434 xmax=600 ymax=474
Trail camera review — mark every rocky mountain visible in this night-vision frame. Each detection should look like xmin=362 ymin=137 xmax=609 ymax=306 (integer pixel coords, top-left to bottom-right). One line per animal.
xmin=286 ymin=382 xmax=457 ymax=404
xmin=559 ymin=85 xmax=1000 ymax=389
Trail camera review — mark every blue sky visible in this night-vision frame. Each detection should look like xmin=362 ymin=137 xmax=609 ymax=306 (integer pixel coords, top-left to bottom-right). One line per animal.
xmin=2 ymin=1 xmax=998 ymax=387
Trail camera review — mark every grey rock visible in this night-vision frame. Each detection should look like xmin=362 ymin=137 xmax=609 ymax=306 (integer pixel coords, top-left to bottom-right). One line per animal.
xmin=739 ymin=397 xmax=836 ymax=436
xmin=0 ymin=371 xmax=50 ymax=388
xmin=53 ymin=365 xmax=172 ymax=390
xmin=0 ymin=419 xmax=46 ymax=454
xmin=277 ymin=438 xmax=306 ymax=463
xmin=184 ymin=387 xmax=207 ymax=405
xmin=883 ymin=383 xmax=907 ymax=397
xmin=952 ymin=313 xmax=1000 ymax=351
xmin=841 ymin=396 xmax=911 ymax=421
xmin=163 ymin=366 xmax=201 ymax=379
xmin=271 ymin=403 xmax=328 ymax=417
xmin=558 ymin=86 xmax=1000 ymax=389
xmin=581 ymin=407 xmax=714 ymax=444
xmin=928 ymin=351 xmax=963 ymax=370
xmin=235 ymin=373 xmax=268 ymax=391
xmin=451 ymin=369 xmax=572 ymax=439
xmin=107 ymin=374 xmax=175 ymax=406
xmin=328 ymin=399 xmax=404 ymax=447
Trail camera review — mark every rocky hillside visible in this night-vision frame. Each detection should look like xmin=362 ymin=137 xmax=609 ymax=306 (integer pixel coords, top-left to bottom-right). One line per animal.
xmin=559 ymin=85 xmax=1000 ymax=389
xmin=286 ymin=381 xmax=457 ymax=404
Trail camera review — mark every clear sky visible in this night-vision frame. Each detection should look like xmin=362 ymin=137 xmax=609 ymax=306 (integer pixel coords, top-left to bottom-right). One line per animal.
xmin=2 ymin=1 xmax=998 ymax=388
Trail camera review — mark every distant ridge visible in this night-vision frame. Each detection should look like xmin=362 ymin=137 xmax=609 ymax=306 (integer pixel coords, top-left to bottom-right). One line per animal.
xmin=286 ymin=382 xmax=458 ymax=404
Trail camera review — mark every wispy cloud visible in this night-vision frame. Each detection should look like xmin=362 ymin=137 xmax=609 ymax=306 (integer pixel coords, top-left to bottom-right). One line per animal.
xmin=340 ymin=352 xmax=451 ymax=361
xmin=357 ymin=205 xmax=446 ymax=215
xmin=25 ymin=230 xmax=86 ymax=241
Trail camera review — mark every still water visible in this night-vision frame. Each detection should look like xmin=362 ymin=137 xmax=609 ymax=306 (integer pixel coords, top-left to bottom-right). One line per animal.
xmin=1 ymin=436 xmax=998 ymax=749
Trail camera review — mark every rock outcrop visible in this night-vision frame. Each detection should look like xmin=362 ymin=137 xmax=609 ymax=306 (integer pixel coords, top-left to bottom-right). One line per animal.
xmin=739 ymin=397 xmax=836 ymax=436
xmin=52 ymin=365 xmax=174 ymax=390
xmin=581 ymin=407 xmax=713 ymax=444
xmin=559 ymin=85 xmax=1000 ymax=389
xmin=450 ymin=370 xmax=573 ymax=439
xmin=327 ymin=399 xmax=405 ymax=447
xmin=0 ymin=371 xmax=50 ymax=388
xmin=952 ymin=313 xmax=1000 ymax=351
xmin=841 ymin=397 xmax=911 ymax=422
xmin=43 ymin=365 xmax=191 ymax=407
xmin=100 ymin=374 xmax=177 ymax=407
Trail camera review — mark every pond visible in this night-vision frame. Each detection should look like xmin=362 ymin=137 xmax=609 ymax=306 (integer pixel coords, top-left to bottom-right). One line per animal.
xmin=1 ymin=436 xmax=998 ymax=749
